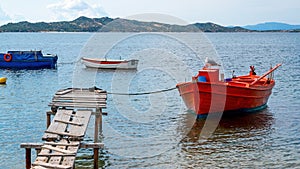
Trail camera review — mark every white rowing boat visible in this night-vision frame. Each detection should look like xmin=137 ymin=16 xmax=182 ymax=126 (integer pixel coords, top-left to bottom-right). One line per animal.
xmin=81 ymin=57 xmax=138 ymax=69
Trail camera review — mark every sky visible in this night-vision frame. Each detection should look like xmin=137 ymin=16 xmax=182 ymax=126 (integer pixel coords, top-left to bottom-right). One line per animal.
xmin=0 ymin=0 xmax=299 ymax=26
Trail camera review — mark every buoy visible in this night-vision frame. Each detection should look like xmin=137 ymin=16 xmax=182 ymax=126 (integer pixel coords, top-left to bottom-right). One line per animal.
xmin=4 ymin=53 xmax=12 ymax=62
xmin=0 ymin=77 xmax=7 ymax=84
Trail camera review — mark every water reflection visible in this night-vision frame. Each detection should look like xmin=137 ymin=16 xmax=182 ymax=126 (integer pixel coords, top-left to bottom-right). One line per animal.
xmin=0 ymin=84 xmax=6 ymax=87
xmin=183 ymin=108 xmax=274 ymax=143
xmin=177 ymin=108 xmax=275 ymax=168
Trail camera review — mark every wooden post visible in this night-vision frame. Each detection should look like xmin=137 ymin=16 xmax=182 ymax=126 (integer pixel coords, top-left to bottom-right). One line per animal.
xmin=99 ymin=108 xmax=102 ymax=134
xmin=25 ymin=148 xmax=31 ymax=169
xmin=94 ymin=148 xmax=99 ymax=169
xmin=46 ymin=111 xmax=51 ymax=128
xmin=94 ymin=108 xmax=102 ymax=143
xmin=94 ymin=110 xmax=99 ymax=143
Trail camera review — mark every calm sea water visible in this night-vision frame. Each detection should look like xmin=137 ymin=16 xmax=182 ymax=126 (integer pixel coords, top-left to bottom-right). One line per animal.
xmin=0 ymin=32 xmax=299 ymax=168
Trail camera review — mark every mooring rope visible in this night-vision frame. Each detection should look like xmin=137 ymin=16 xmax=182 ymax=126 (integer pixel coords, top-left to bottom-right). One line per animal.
xmin=107 ymin=87 xmax=177 ymax=95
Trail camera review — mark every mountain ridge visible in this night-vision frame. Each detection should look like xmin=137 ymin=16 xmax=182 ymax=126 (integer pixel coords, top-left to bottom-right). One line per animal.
xmin=0 ymin=16 xmax=299 ymax=32
xmin=242 ymin=22 xmax=300 ymax=31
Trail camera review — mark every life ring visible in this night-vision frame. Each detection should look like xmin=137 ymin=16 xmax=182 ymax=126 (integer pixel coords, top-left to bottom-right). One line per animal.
xmin=4 ymin=54 xmax=12 ymax=62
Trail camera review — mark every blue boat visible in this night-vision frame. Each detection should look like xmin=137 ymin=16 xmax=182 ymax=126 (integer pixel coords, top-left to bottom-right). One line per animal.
xmin=0 ymin=50 xmax=58 ymax=69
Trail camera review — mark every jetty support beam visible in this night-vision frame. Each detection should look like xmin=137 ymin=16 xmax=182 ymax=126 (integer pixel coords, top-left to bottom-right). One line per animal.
xmin=94 ymin=108 xmax=103 ymax=143
xmin=25 ymin=148 xmax=31 ymax=169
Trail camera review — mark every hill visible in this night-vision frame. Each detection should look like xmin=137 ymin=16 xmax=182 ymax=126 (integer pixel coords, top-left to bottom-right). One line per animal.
xmin=193 ymin=22 xmax=249 ymax=32
xmin=0 ymin=16 xmax=250 ymax=32
xmin=0 ymin=16 xmax=113 ymax=32
xmin=243 ymin=22 xmax=300 ymax=31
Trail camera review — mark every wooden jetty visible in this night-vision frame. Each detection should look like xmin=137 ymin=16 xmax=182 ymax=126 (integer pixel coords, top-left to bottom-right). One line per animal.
xmin=21 ymin=87 xmax=107 ymax=169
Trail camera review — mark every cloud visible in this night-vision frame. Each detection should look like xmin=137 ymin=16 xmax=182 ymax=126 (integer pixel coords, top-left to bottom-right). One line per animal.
xmin=0 ymin=6 xmax=11 ymax=25
xmin=47 ymin=0 xmax=107 ymax=20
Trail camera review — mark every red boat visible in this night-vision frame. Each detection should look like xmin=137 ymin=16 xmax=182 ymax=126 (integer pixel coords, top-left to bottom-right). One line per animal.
xmin=176 ymin=60 xmax=282 ymax=118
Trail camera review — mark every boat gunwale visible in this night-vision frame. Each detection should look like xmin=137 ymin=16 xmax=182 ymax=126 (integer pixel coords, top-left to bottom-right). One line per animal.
xmin=176 ymin=81 xmax=274 ymax=99
xmin=177 ymin=79 xmax=275 ymax=90
xmin=81 ymin=57 xmax=138 ymax=69
xmin=82 ymin=57 xmax=138 ymax=63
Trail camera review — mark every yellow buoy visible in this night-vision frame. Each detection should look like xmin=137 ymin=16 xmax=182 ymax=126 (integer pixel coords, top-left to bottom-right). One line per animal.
xmin=0 ymin=77 xmax=7 ymax=84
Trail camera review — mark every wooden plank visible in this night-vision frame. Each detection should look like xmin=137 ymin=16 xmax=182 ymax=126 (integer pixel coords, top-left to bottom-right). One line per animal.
xmin=47 ymin=140 xmax=79 ymax=168
xmin=21 ymin=142 xmax=104 ymax=149
xmin=44 ymin=142 xmax=79 ymax=146
xmin=32 ymin=161 xmax=72 ymax=169
xmin=80 ymin=142 xmax=104 ymax=149
xmin=53 ymin=95 xmax=106 ymax=99
xmin=49 ymin=102 xmax=106 ymax=108
xmin=42 ymin=145 xmax=76 ymax=155
xmin=43 ymin=109 xmax=73 ymax=141
xmin=34 ymin=149 xmax=50 ymax=168
xmin=53 ymin=94 xmax=107 ymax=99
xmin=38 ymin=153 xmax=76 ymax=157
xmin=44 ymin=130 xmax=84 ymax=138
xmin=55 ymin=91 xmax=107 ymax=95
xmin=62 ymin=88 xmax=105 ymax=93
xmin=52 ymin=99 xmax=107 ymax=103
xmin=44 ymin=110 xmax=92 ymax=139
xmin=49 ymin=88 xmax=107 ymax=109
xmin=62 ymin=112 xmax=85 ymax=118
xmin=62 ymin=156 xmax=76 ymax=167
xmin=43 ymin=114 xmax=67 ymax=140
xmin=55 ymin=88 xmax=73 ymax=95
xmin=61 ymin=141 xmax=80 ymax=167
xmin=20 ymin=143 xmax=43 ymax=149
xmin=52 ymin=101 xmax=106 ymax=105
xmin=57 ymin=140 xmax=79 ymax=169
xmin=48 ymin=156 xmax=62 ymax=166
xmin=67 ymin=110 xmax=92 ymax=139
xmin=57 ymin=93 xmax=106 ymax=99
xmin=31 ymin=166 xmax=48 ymax=169
xmin=50 ymin=102 xmax=106 ymax=106
xmin=55 ymin=90 xmax=106 ymax=96
xmin=53 ymin=91 xmax=107 ymax=101
xmin=54 ymin=119 xmax=83 ymax=126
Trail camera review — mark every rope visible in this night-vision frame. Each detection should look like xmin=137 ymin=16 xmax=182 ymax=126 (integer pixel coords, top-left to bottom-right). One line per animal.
xmin=107 ymin=87 xmax=177 ymax=95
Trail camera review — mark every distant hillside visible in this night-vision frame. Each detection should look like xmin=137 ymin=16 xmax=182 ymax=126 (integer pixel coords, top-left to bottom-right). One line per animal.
xmin=243 ymin=22 xmax=300 ymax=31
xmin=100 ymin=19 xmax=249 ymax=32
xmin=0 ymin=16 xmax=251 ymax=32
xmin=0 ymin=16 xmax=113 ymax=32
xmin=99 ymin=18 xmax=200 ymax=32
xmin=193 ymin=22 xmax=249 ymax=32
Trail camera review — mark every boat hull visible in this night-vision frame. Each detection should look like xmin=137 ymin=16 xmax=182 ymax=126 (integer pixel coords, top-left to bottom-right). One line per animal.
xmin=81 ymin=57 xmax=138 ymax=69
xmin=0 ymin=61 xmax=56 ymax=69
xmin=176 ymin=81 xmax=274 ymax=117
xmin=0 ymin=51 xmax=57 ymax=70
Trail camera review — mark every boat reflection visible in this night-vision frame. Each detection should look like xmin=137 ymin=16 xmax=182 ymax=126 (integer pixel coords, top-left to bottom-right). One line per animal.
xmin=175 ymin=108 xmax=275 ymax=168
xmin=181 ymin=108 xmax=274 ymax=143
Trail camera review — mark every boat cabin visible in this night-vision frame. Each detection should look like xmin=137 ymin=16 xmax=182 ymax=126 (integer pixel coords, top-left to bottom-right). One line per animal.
xmin=193 ymin=68 xmax=220 ymax=83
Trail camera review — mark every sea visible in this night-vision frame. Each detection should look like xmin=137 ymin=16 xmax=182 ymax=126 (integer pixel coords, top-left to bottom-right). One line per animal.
xmin=0 ymin=32 xmax=299 ymax=168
